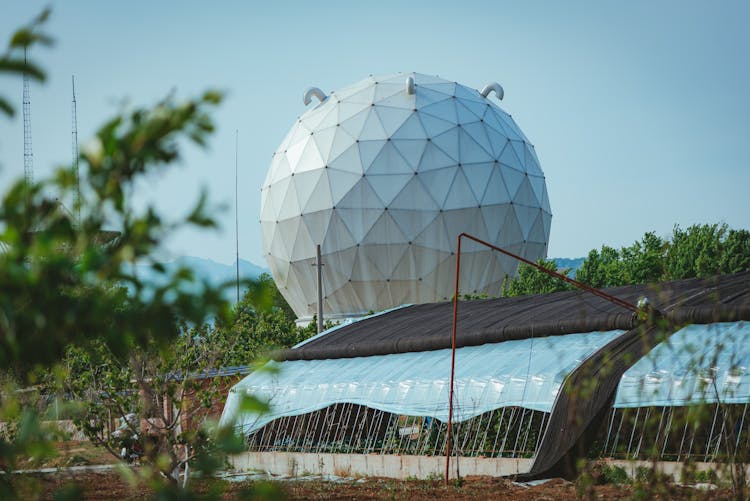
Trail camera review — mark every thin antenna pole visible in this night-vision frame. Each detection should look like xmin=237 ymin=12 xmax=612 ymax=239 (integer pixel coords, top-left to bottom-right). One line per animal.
xmin=72 ymin=75 xmax=80 ymax=226
xmin=316 ymin=244 xmax=323 ymax=333
xmin=23 ymin=48 xmax=33 ymax=188
xmin=235 ymin=129 xmax=240 ymax=304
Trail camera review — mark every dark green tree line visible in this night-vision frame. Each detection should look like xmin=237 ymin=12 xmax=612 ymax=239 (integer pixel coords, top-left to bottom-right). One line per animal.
xmin=505 ymin=224 xmax=750 ymax=296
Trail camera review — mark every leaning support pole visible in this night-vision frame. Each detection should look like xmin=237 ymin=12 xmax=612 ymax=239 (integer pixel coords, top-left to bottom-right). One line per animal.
xmin=444 ymin=232 xmax=638 ymax=485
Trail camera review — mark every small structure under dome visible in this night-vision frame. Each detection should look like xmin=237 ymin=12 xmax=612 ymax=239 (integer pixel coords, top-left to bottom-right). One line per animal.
xmin=221 ymin=272 xmax=750 ymax=479
xmin=260 ymin=72 xmax=551 ymax=321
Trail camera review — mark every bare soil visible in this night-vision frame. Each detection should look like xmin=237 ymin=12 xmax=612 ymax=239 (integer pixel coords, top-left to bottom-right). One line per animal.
xmin=16 ymin=440 xmax=119 ymax=470
xmin=12 ymin=441 xmax=736 ymax=499
xmin=13 ymin=470 xmax=734 ymax=500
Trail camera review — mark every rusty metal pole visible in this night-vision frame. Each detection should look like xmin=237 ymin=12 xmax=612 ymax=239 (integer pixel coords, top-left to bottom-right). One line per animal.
xmin=444 ymin=232 xmax=638 ymax=485
xmin=316 ymin=244 xmax=324 ymax=334
xmin=445 ymin=234 xmax=462 ymax=483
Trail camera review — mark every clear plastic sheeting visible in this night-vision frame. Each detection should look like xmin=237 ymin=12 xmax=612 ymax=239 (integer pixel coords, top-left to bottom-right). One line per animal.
xmin=221 ymin=330 xmax=625 ymax=435
xmin=614 ymin=322 xmax=750 ymax=408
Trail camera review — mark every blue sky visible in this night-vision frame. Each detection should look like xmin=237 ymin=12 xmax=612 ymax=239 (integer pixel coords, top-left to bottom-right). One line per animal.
xmin=1 ymin=1 xmax=748 ymax=266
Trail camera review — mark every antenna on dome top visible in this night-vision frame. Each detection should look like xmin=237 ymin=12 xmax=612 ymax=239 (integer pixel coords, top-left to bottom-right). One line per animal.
xmin=23 ymin=48 xmax=34 ymax=189
xmin=72 ymin=75 xmax=81 ymax=226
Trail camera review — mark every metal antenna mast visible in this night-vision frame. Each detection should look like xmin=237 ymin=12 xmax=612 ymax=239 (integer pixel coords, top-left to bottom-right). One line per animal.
xmin=235 ymin=129 xmax=240 ymax=304
xmin=23 ymin=48 xmax=33 ymax=187
xmin=71 ymin=75 xmax=81 ymax=225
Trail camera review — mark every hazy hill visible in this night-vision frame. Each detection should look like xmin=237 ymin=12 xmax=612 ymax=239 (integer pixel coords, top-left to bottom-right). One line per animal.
xmin=553 ymin=257 xmax=585 ymax=276
xmin=134 ymin=257 xmax=267 ymax=299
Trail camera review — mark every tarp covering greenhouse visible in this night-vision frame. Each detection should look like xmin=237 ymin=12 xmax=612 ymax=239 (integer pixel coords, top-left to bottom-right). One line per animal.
xmin=221 ymin=330 xmax=625 ymax=434
xmin=614 ymin=321 xmax=750 ymax=408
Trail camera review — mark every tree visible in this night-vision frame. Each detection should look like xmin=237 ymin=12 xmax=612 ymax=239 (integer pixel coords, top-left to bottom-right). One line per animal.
xmin=665 ymin=223 xmax=750 ymax=279
xmin=574 ymin=245 xmax=624 ymax=288
xmin=504 ymin=224 xmax=750 ymax=296
xmin=0 ymin=10 xmax=263 ymax=499
xmin=57 ymin=274 xmax=315 ymax=487
xmin=502 ymin=259 xmax=573 ymax=298
xmin=577 ymin=224 xmax=750 ymax=289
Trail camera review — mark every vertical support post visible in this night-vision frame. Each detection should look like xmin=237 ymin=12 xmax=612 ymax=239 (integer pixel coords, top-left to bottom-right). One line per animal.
xmin=604 ymin=408 xmax=616 ymax=453
xmin=661 ymin=407 xmax=674 ymax=458
xmin=492 ymin=407 xmax=507 ymax=456
xmin=736 ymin=402 xmax=748 ymax=453
xmin=71 ymin=75 xmax=80 ymax=226
xmin=499 ymin=407 xmax=518 ymax=456
xmin=445 ymin=234 xmax=462 ymax=483
xmin=316 ymin=244 xmax=324 ymax=333
xmin=441 ymin=232 xmax=639 ymax=484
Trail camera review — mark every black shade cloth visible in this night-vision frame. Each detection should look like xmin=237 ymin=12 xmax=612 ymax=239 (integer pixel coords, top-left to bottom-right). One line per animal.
xmin=277 ymin=272 xmax=750 ymax=362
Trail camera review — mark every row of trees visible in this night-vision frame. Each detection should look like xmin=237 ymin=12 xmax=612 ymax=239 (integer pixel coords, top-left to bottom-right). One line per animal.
xmin=53 ymin=276 xmax=314 ymax=487
xmin=503 ymin=224 xmax=750 ymax=296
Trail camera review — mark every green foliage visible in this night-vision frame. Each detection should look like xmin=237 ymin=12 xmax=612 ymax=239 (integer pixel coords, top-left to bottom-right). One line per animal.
xmin=55 ymin=273 xmax=312 ymax=489
xmin=0 ymin=9 xmax=51 ymax=117
xmin=0 ymin=91 xmax=228 ymax=381
xmin=0 ymin=9 xmax=282 ymax=499
xmin=502 ymin=259 xmax=573 ymax=298
xmin=208 ymin=276 xmax=315 ymax=367
xmin=577 ymin=224 xmax=750 ymax=288
xmin=505 ymin=224 xmax=750 ymax=296
xmin=602 ymin=464 xmax=630 ymax=485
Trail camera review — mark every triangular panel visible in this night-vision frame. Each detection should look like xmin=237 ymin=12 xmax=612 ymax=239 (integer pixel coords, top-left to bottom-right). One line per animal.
xmin=418 ymin=167 xmax=457 ymax=206
xmin=336 ymin=207 xmax=384 ymax=243
xmin=431 ymin=127 xmax=460 ymax=162
xmin=374 ymin=105 xmax=412 ymax=136
xmin=463 ymin=162 xmax=494 ymax=202
xmin=443 ymin=168 xmax=477 ymax=210
xmin=392 ymin=139 xmax=427 ymax=169
xmin=481 ymin=165 xmax=511 ymax=205
xmin=366 ymin=141 xmax=413 ymax=175
xmin=390 ymin=176 xmax=440 ymax=211
xmin=392 ymin=113 xmax=428 ymax=140
xmin=366 ymin=173 xmax=413 ymax=206
xmin=418 ymin=142 xmax=457 ymax=171
xmin=327 ymin=168 xmax=362 ymax=206
xmin=328 ymin=143 xmax=363 ymax=175
xmin=337 ymin=178 xmax=385 ymax=209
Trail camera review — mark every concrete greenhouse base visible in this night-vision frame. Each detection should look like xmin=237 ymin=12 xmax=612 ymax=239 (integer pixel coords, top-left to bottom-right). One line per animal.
xmin=229 ymin=452 xmax=748 ymax=484
xmin=229 ymin=452 xmax=533 ymax=480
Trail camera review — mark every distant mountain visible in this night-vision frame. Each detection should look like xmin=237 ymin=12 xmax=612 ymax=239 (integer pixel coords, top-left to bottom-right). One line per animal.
xmin=134 ymin=256 xmax=268 ymax=300
xmin=552 ymin=257 xmax=585 ymax=277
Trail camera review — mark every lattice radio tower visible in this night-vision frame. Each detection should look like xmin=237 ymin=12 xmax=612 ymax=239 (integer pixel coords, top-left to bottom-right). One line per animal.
xmin=72 ymin=75 xmax=80 ymax=224
xmin=22 ymin=48 xmax=33 ymax=187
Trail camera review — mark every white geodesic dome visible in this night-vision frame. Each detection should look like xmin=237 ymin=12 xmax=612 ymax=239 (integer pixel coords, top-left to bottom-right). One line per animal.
xmin=260 ymin=72 xmax=552 ymax=319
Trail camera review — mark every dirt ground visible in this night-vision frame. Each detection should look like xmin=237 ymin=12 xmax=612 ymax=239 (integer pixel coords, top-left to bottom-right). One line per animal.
xmin=15 ymin=440 xmax=119 ymax=470
xmin=10 ymin=441 xmax=735 ymax=499
xmin=12 ymin=469 xmax=733 ymax=500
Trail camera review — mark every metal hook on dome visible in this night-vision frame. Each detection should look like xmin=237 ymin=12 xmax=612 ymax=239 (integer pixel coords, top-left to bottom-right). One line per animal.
xmin=406 ymin=76 xmax=415 ymax=95
xmin=480 ymin=82 xmax=504 ymax=100
xmin=303 ymin=87 xmax=327 ymax=106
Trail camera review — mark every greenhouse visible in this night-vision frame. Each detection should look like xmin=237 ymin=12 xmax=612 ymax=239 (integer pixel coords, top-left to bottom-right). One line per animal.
xmin=221 ymin=272 xmax=750 ymax=478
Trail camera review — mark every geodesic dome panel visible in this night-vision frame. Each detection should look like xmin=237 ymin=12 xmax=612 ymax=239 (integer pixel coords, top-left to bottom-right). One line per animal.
xmin=260 ymin=72 xmax=552 ymax=318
